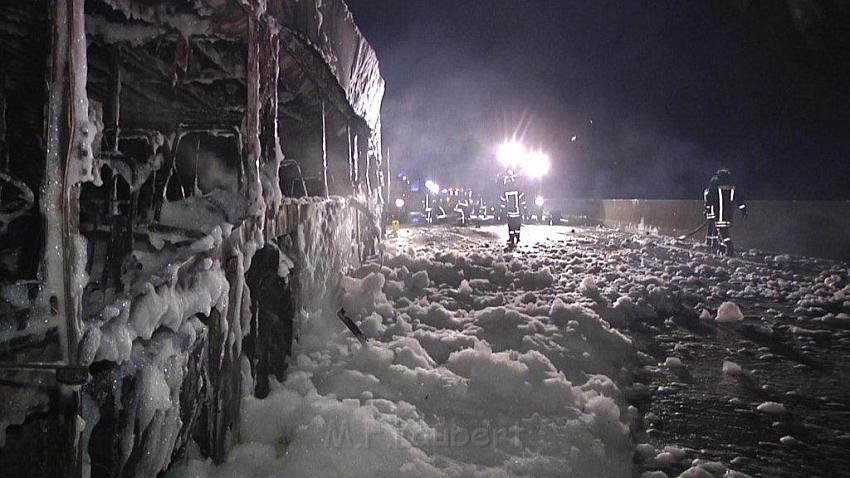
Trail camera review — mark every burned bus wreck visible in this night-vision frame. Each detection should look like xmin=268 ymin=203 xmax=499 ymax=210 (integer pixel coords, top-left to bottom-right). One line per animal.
xmin=0 ymin=0 xmax=384 ymax=475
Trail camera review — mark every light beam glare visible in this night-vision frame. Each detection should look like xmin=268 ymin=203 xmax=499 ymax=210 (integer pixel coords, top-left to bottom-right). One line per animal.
xmin=498 ymin=140 xmax=526 ymax=168
xmin=524 ymin=150 xmax=551 ymax=179
xmin=425 ymin=180 xmax=440 ymax=194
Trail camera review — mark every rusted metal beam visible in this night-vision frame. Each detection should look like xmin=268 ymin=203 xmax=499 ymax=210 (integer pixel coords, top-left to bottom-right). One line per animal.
xmin=42 ymin=0 xmax=91 ymax=369
xmin=0 ymin=362 xmax=90 ymax=386
xmin=39 ymin=2 xmax=93 ymax=475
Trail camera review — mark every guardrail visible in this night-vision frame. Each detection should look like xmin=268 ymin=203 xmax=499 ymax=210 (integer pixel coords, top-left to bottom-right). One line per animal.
xmin=544 ymin=198 xmax=850 ymax=260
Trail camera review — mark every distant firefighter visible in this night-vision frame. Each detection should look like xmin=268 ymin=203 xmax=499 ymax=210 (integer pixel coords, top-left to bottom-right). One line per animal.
xmin=435 ymin=198 xmax=448 ymax=222
xmin=423 ymin=190 xmax=436 ymax=224
xmin=704 ymin=168 xmax=747 ymax=256
xmin=474 ymin=196 xmax=490 ymax=221
xmin=424 ymin=192 xmax=434 ymax=224
xmin=454 ymin=190 xmax=472 ymax=225
xmin=424 ymin=192 xmax=446 ymax=224
xmin=500 ymin=171 xmax=526 ymax=247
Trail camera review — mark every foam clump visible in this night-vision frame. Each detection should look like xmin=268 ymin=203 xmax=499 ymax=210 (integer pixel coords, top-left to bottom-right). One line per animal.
xmin=715 ymin=301 xmax=744 ymax=322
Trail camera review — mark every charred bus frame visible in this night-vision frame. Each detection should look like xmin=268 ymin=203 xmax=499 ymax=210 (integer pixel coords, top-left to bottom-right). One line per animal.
xmin=0 ymin=0 xmax=385 ymax=475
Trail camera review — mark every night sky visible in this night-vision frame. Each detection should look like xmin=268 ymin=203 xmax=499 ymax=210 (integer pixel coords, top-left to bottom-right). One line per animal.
xmin=346 ymin=0 xmax=850 ymax=200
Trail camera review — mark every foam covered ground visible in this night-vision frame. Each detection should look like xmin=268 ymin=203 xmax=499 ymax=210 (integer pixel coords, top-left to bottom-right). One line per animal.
xmin=171 ymin=225 xmax=641 ymax=477
xmin=172 ymin=224 xmax=850 ymax=477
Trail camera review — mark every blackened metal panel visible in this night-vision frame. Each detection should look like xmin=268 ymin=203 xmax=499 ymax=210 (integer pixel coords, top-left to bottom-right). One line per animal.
xmin=274 ymin=0 xmax=384 ymax=130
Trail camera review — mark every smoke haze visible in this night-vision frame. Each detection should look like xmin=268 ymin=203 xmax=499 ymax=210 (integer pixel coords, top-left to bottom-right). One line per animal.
xmin=348 ymin=0 xmax=850 ymax=200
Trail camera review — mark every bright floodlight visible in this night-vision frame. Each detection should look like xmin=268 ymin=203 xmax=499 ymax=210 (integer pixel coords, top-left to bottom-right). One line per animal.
xmin=524 ymin=150 xmax=551 ymax=179
xmin=535 ymin=195 xmax=544 ymax=207
xmin=395 ymin=198 xmax=405 ymax=208
xmin=498 ymin=140 xmax=525 ymax=168
xmin=425 ymin=180 xmax=440 ymax=194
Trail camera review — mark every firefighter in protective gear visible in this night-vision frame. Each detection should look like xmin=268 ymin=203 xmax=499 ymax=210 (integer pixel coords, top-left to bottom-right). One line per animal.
xmin=500 ymin=172 xmax=526 ymax=247
xmin=454 ymin=190 xmax=472 ymax=226
xmin=424 ymin=191 xmax=443 ymax=224
xmin=424 ymin=192 xmax=434 ymax=224
xmin=474 ymin=196 xmax=489 ymax=221
xmin=470 ymin=194 xmax=490 ymax=227
xmin=435 ymin=199 xmax=447 ymax=223
xmin=704 ymin=168 xmax=747 ymax=256
xmin=425 ymin=192 xmax=447 ymax=224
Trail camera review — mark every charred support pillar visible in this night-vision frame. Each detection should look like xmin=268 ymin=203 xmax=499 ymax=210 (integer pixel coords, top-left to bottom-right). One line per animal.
xmin=358 ymin=127 xmax=369 ymax=194
xmin=42 ymin=0 xmax=99 ymax=364
xmin=0 ymin=84 xmax=6 ymax=172
xmin=0 ymin=86 xmax=5 ymax=202
xmin=367 ymin=128 xmax=382 ymax=201
xmin=321 ymin=100 xmax=329 ymax=197
xmin=348 ymin=125 xmax=359 ymax=192
xmin=106 ymin=47 xmax=121 ymax=152
xmin=40 ymin=0 xmax=94 ymax=475
xmin=204 ymin=8 xmax=287 ymax=464
xmin=243 ymin=12 xmax=264 ymax=211
xmin=385 ymin=146 xmax=391 ymax=210
xmin=102 ymin=47 xmax=127 ymax=290
xmin=202 ymin=8 xmax=269 ymax=464
xmin=368 ymin=129 xmax=385 ymax=237
xmin=257 ymin=18 xmax=282 ymax=237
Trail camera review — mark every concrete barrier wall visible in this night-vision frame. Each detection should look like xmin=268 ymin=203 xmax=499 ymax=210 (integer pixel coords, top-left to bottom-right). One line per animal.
xmin=544 ymin=199 xmax=850 ymax=260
